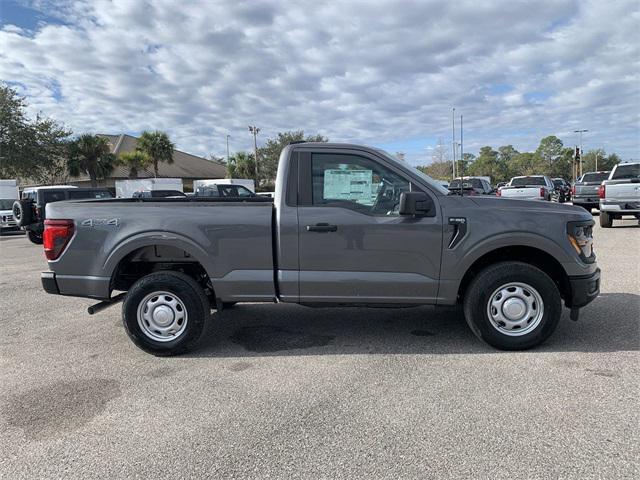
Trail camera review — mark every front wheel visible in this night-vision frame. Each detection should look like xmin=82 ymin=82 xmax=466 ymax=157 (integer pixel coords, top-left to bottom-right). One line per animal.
xmin=122 ymin=271 xmax=209 ymax=356
xmin=463 ymin=262 xmax=562 ymax=350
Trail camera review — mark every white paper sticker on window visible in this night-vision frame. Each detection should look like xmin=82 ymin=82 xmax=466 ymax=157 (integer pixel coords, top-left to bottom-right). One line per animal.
xmin=323 ymin=169 xmax=373 ymax=204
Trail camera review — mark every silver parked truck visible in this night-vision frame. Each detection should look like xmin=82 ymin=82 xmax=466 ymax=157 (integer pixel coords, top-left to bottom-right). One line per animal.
xmin=41 ymin=143 xmax=600 ymax=355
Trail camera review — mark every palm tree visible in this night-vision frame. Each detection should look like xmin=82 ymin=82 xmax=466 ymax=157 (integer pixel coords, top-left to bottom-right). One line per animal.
xmin=117 ymin=151 xmax=151 ymax=179
xmin=67 ymin=134 xmax=115 ymax=187
xmin=136 ymin=131 xmax=175 ymax=178
xmin=227 ymin=151 xmax=256 ymax=180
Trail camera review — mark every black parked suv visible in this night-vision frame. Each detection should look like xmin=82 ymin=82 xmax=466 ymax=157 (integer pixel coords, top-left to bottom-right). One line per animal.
xmin=551 ymin=178 xmax=572 ymax=203
xmin=13 ymin=186 xmax=113 ymax=244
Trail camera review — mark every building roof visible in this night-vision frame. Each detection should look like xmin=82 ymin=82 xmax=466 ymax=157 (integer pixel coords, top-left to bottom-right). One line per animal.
xmin=96 ymin=134 xmax=226 ymax=179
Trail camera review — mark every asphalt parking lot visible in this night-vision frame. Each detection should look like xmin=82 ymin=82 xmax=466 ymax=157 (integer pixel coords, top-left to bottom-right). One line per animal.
xmin=0 ymin=219 xmax=638 ymax=479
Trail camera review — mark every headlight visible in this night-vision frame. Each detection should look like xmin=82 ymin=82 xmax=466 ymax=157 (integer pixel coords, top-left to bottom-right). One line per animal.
xmin=567 ymin=220 xmax=595 ymax=263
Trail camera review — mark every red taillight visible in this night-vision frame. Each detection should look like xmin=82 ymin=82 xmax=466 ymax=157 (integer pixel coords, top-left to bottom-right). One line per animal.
xmin=571 ymin=185 xmax=576 ymax=195
xmin=43 ymin=219 xmax=74 ymax=260
xmin=496 ymin=188 xmax=501 ymax=197
xmin=539 ymin=187 xmax=545 ymax=197
xmin=598 ymin=184 xmax=605 ymax=199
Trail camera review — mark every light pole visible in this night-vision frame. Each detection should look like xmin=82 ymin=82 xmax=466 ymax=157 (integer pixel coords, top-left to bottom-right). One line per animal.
xmin=574 ymin=129 xmax=588 ymax=177
xmin=452 ymin=107 xmax=456 ymax=180
xmin=460 ymin=114 xmax=463 ymax=177
xmin=226 ymin=134 xmax=231 ymax=164
xmin=248 ymin=125 xmax=260 ymax=189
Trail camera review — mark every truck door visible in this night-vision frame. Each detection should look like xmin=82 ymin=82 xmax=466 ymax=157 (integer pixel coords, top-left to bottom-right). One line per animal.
xmin=296 ymin=149 xmax=443 ymax=304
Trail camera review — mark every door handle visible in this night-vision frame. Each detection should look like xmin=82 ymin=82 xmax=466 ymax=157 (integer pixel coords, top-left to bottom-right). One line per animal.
xmin=306 ymin=223 xmax=338 ymax=232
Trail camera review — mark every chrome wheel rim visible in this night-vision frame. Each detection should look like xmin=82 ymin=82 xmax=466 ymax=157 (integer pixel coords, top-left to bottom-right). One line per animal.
xmin=486 ymin=282 xmax=544 ymax=336
xmin=137 ymin=291 xmax=188 ymax=342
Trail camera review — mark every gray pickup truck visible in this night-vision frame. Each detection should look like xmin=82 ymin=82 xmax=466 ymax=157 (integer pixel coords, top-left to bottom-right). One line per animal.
xmin=572 ymin=171 xmax=610 ymax=212
xmin=41 ymin=143 xmax=600 ymax=355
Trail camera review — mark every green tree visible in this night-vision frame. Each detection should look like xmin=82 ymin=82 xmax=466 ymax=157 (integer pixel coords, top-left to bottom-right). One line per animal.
xmin=0 ymin=84 xmax=71 ymax=183
xmin=227 ymin=151 xmax=256 ymax=181
xmin=117 ymin=151 xmax=151 ymax=179
xmin=419 ymin=160 xmax=452 ymax=180
xmin=510 ymin=152 xmax=547 ymax=177
xmin=259 ymin=130 xmax=328 ymax=186
xmin=535 ymin=135 xmax=564 ymax=171
xmin=549 ymin=147 xmax=574 ymax=179
xmin=581 ymin=149 xmax=620 ymax=173
xmin=468 ymin=146 xmax=509 ymax=182
xmin=136 ymin=130 xmax=175 ymax=178
xmin=67 ymin=134 xmax=115 ymax=187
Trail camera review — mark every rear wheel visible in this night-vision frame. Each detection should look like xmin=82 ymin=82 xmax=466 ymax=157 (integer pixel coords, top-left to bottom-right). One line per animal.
xmin=599 ymin=211 xmax=613 ymax=228
xmin=27 ymin=230 xmax=43 ymax=244
xmin=463 ymin=262 xmax=562 ymax=350
xmin=122 ymin=271 xmax=209 ymax=356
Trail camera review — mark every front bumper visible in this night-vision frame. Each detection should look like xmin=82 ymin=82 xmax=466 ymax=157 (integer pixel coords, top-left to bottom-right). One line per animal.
xmin=567 ymin=268 xmax=600 ymax=308
xmin=41 ymin=272 xmax=111 ymax=300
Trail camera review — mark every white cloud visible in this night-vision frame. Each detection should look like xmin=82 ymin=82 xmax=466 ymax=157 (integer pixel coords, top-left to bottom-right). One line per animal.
xmin=1 ymin=0 xmax=638 ymax=163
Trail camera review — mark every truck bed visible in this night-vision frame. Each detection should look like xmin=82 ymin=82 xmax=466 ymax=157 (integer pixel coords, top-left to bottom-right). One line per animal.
xmin=45 ymin=199 xmax=276 ymax=301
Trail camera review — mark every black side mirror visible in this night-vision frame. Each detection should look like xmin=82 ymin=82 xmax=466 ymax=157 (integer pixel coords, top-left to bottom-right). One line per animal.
xmin=399 ymin=191 xmax=434 ymax=217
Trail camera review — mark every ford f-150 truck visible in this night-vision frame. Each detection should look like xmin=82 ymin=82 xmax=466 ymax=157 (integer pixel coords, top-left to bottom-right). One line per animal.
xmin=40 ymin=143 xmax=600 ymax=355
xmin=598 ymin=162 xmax=640 ymax=228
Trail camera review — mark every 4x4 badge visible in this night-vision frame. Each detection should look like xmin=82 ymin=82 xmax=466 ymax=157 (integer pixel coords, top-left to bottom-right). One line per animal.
xmin=82 ymin=218 xmax=120 ymax=227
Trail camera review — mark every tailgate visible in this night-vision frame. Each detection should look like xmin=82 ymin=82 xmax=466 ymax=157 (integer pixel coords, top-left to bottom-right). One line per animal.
xmin=500 ymin=187 xmax=540 ymax=197
xmin=606 ymin=182 xmax=640 ymax=201
xmin=575 ymin=184 xmax=599 ymax=196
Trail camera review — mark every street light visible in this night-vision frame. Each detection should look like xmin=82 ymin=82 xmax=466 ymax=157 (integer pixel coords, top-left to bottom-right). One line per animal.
xmin=226 ymin=134 xmax=231 ymax=164
xmin=574 ymin=129 xmax=588 ymax=177
xmin=248 ymin=126 xmax=260 ymax=189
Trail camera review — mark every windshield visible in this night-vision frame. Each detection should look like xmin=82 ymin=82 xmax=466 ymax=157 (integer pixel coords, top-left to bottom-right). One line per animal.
xmin=511 ymin=176 xmax=546 ymax=186
xmin=581 ymin=172 xmax=610 ymax=183
xmin=552 ymin=179 xmax=564 ymax=187
xmin=0 ymin=199 xmax=15 ymax=210
xmin=611 ymin=163 xmax=640 ymax=180
xmin=375 ymin=150 xmax=450 ymax=195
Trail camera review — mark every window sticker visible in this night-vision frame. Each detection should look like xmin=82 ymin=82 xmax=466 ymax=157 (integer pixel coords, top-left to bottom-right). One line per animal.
xmin=323 ymin=169 xmax=373 ymax=204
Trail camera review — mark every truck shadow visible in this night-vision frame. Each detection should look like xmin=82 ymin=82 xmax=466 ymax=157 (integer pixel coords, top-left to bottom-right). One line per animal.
xmin=190 ymin=293 xmax=639 ymax=357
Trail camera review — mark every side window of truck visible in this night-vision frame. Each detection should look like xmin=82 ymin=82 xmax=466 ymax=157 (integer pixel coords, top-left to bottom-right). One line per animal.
xmin=311 ymin=153 xmax=410 ymax=216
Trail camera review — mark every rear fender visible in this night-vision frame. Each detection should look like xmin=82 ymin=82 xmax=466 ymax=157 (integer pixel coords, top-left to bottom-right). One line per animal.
xmin=103 ymin=231 xmax=215 ymax=282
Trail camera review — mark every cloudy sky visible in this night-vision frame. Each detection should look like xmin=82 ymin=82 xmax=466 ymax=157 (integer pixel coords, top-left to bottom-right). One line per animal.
xmin=1 ymin=0 xmax=638 ymax=165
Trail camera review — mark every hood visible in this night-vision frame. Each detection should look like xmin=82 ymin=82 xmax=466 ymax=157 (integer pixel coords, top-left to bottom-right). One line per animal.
xmin=468 ymin=196 xmax=592 ymax=219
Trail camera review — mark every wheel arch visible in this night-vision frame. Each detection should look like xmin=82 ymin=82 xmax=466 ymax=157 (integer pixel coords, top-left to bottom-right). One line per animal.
xmin=105 ymin=233 xmax=216 ymax=293
xmin=456 ymin=245 xmax=571 ymax=304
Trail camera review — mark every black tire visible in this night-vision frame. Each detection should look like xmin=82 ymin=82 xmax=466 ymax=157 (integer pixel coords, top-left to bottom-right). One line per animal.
xmin=12 ymin=200 xmax=33 ymax=227
xmin=599 ymin=211 xmax=613 ymax=228
xmin=122 ymin=271 xmax=209 ymax=356
xmin=463 ymin=262 xmax=562 ymax=350
xmin=27 ymin=230 xmax=43 ymax=245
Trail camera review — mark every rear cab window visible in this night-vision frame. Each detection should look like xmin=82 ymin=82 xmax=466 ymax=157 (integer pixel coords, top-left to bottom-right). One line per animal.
xmin=582 ymin=172 xmax=610 ymax=183
xmin=511 ymin=177 xmax=546 ymax=186
xmin=611 ymin=164 xmax=640 ymax=180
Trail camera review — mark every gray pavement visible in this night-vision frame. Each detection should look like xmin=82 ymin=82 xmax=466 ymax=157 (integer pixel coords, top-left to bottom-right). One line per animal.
xmin=0 ymin=219 xmax=638 ymax=479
